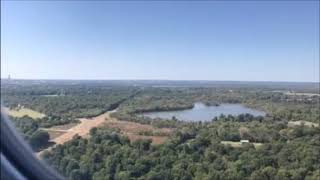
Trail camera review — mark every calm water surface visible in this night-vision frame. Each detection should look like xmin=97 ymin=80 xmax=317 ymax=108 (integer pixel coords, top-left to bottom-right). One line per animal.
xmin=141 ymin=103 xmax=266 ymax=122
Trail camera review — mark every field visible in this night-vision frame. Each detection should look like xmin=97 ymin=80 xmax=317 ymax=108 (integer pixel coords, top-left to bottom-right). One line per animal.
xmin=104 ymin=114 xmax=173 ymax=145
xmin=4 ymin=107 xmax=46 ymax=119
xmin=284 ymin=92 xmax=320 ymax=97
xmin=221 ymin=141 xmax=263 ymax=148
xmin=40 ymin=130 xmax=66 ymax=140
xmin=288 ymin=120 xmax=319 ymax=128
xmin=40 ymin=109 xmax=173 ymax=148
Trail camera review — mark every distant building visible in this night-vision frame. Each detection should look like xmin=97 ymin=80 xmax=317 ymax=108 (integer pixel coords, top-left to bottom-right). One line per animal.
xmin=8 ymin=74 xmax=11 ymax=80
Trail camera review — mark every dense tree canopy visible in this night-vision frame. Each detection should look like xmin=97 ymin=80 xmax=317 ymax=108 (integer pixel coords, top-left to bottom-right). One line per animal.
xmin=43 ymin=119 xmax=320 ymax=180
xmin=10 ymin=116 xmax=50 ymax=151
xmin=1 ymin=80 xmax=319 ymax=179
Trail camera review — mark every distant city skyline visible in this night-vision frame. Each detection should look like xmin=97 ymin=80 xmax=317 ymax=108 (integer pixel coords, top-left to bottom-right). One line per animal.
xmin=1 ymin=1 xmax=319 ymax=82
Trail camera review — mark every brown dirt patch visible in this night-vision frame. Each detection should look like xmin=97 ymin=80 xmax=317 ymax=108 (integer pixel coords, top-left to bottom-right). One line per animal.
xmin=39 ymin=123 xmax=78 ymax=140
xmin=37 ymin=111 xmax=112 ymax=158
xmin=47 ymin=131 xmax=67 ymax=140
xmin=104 ymin=115 xmax=173 ymax=145
xmin=51 ymin=111 xmax=112 ymax=144
xmin=47 ymin=123 xmax=79 ymax=130
xmin=125 ymin=133 xmax=169 ymax=145
xmin=38 ymin=110 xmax=174 ymax=157
xmin=105 ymin=121 xmax=172 ymax=135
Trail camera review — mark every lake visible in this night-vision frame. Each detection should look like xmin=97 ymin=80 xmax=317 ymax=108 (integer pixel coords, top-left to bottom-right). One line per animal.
xmin=140 ymin=103 xmax=266 ymax=122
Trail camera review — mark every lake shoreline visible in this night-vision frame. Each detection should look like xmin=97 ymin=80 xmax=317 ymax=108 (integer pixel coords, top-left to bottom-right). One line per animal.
xmin=139 ymin=102 xmax=266 ymax=122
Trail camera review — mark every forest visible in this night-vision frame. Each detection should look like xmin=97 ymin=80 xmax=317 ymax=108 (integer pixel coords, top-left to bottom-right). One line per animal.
xmin=1 ymin=81 xmax=139 ymax=119
xmin=43 ymin=118 xmax=320 ymax=180
xmin=1 ymin=80 xmax=319 ymax=180
xmin=9 ymin=116 xmax=51 ymax=151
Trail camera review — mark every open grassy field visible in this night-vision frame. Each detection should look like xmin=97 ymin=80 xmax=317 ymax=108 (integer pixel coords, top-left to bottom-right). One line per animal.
xmin=288 ymin=120 xmax=319 ymax=128
xmin=39 ymin=123 xmax=78 ymax=140
xmin=4 ymin=107 xmax=46 ymax=119
xmin=104 ymin=116 xmax=173 ymax=145
xmin=221 ymin=141 xmax=263 ymax=148
xmin=46 ymin=131 xmax=67 ymax=140
xmin=284 ymin=92 xmax=320 ymax=97
xmin=41 ymin=122 xmax=79 ymax=130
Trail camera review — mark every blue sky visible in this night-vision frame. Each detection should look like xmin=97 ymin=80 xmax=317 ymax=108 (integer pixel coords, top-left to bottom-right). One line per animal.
xmin=1 ymin=1 xmax=319 ymax=82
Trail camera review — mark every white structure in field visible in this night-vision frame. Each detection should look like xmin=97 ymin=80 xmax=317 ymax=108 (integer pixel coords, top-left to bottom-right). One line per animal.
xmin=240 ymin=140 xmax=249 ymax=144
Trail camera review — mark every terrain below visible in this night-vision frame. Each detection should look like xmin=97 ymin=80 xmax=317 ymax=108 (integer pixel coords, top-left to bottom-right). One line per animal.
xmin=37 ymin=109 xmax=173 ymax=157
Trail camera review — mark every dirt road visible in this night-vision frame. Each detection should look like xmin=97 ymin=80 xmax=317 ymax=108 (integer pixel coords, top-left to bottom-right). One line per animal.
xmin=37 ymin=109 xmax=173 ymax=157
xmin=50 ymin=110 xmax=116 ymax=144
xmin=37 ymin=110 xmax=115 ymax=157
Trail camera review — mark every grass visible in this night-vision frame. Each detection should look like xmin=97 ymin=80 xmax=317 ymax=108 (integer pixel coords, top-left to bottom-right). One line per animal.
xmin=43 ymin=123 xmax=79 ymax=130
xmin=288 ymin=120 xmax=319 ymax=128
xmin=284 ymin=92 xmax=320 ymax=97
xmin=221 ymin=141 xmax=263 ymax=148
xmin=46 ymin=131 xmax=67 ymax=140
xmin=5 ymin=107 xmax=46 ymax=119
xmin=40 ymin=94 xmax=59 ymax=97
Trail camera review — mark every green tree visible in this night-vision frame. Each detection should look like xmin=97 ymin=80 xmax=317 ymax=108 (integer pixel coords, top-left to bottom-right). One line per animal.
xmin=29 ymin=130 xmax=49 ymax=150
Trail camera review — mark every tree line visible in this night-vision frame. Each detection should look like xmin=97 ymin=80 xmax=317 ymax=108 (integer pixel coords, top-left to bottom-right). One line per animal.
xmin=42 ymin=116 xmax=320 ymax=180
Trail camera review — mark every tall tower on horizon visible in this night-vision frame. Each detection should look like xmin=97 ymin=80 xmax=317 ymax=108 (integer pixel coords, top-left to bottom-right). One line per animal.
xmin=8 ymin=74 xmax=11 ymax=80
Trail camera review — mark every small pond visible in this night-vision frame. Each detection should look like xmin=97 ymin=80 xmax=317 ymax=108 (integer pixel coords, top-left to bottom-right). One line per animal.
xmin=140 ymin=102 xmax=266 ymax=122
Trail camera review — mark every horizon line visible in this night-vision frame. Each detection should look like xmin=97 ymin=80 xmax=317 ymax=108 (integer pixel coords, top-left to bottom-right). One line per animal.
xmin=1 ymin=77 xmax=319 ymax=84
